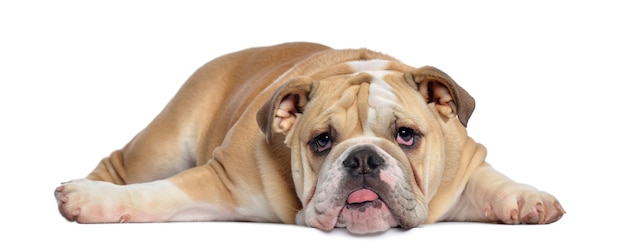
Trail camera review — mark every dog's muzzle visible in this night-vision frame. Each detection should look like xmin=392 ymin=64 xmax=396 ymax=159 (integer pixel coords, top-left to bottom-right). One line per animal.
xmin=303 ymin=142 xmax=426 ymax=234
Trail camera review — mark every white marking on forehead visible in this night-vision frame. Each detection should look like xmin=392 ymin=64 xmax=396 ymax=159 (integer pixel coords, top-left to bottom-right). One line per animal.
xmin=368 ymin=71 xmax=396 ymax=108
xmin=366 ymin=71 xmax=397 ymax=135
xmin=345 ymin=59 xmax=396 ymax=135
xmin=347 ymin=59 xmax=390 ymax=72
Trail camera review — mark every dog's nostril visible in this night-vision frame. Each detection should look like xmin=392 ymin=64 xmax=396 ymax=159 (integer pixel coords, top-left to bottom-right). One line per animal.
xmin=343 ymin=157 xmax=359 ymax=169
xmin=368 ymin=154 xmax=384 ymax=167
xmin=342 ymin=149 xmax=385 ymax=173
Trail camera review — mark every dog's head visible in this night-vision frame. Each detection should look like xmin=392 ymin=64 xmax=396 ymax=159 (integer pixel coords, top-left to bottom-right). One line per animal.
xmin=257 ymin=64 xmax=474 ymax=234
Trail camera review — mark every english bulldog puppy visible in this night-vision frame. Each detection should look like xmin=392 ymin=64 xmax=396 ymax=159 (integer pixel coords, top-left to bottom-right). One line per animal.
xmin=55 ymin=42 xmax=565 ymax=234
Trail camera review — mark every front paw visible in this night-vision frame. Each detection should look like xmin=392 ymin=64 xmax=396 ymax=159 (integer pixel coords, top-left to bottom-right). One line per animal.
xmin=54 ymin=179 xmax=131 ymax=223
xmin=484 ymin=185 xmax=565 ymax=224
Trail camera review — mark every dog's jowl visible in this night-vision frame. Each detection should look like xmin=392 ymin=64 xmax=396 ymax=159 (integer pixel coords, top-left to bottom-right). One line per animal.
xmin=55 ymin=42 xmax=565 ymax=234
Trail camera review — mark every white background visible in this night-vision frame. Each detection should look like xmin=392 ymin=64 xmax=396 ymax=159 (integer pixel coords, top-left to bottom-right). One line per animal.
xmin=1 ymin=0 xmax=624 ymax=249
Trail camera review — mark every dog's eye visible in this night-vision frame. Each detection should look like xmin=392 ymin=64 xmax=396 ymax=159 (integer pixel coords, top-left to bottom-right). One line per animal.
xmin=396 ymin=127 xmax=418 ymax=148
xmin=311 ymin=132 xmax=332 ymax=154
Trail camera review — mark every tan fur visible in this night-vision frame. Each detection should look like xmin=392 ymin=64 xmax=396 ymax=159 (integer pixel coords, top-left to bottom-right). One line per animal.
xmin=55 ymin=42 xmax=564 ymax=233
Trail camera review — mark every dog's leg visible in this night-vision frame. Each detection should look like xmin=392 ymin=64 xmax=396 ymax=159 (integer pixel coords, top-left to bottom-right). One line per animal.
xmin=447 ymin=164 xmax=565 ymax=224
xmin=84 ymin=118 xmax=198 ymax=185
xmin=55 ymin=162 xmax=269 ymax=223
xmin=82 ymin=63 xmax=236 ymax=185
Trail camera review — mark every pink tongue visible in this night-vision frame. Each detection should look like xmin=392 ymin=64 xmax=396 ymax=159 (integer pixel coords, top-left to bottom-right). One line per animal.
xmin=347 ymin=189 xmax=379 ymax=204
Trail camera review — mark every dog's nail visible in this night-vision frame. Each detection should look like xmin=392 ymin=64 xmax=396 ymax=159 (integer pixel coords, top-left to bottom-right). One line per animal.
xmin=535 ymin=202 xmax=544 ymax=212
xmin=555 ymin=201 xmax=566 ymax=214
xmin=483 ymin=205 xmax=492 ymax=218
xmin=510 ymin=209 xmax=519 ymax=223
xmin=119 ymin=214 xmax=130 ymax=223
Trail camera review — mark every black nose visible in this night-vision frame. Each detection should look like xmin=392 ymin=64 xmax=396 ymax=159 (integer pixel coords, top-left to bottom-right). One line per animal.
xmin=342 ymin=148 xmax=385 ymax=174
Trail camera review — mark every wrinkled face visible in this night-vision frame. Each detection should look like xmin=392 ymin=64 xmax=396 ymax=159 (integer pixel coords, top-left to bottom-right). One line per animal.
xmin=286 ymin=62 xmax=447 ymax=234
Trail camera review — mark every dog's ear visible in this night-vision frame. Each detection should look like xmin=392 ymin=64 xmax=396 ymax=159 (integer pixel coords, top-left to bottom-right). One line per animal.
xmin=257 ymin=77 xmax=315 ymax=143
xmin=405 ymin=66 xmax=475 ymax=127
